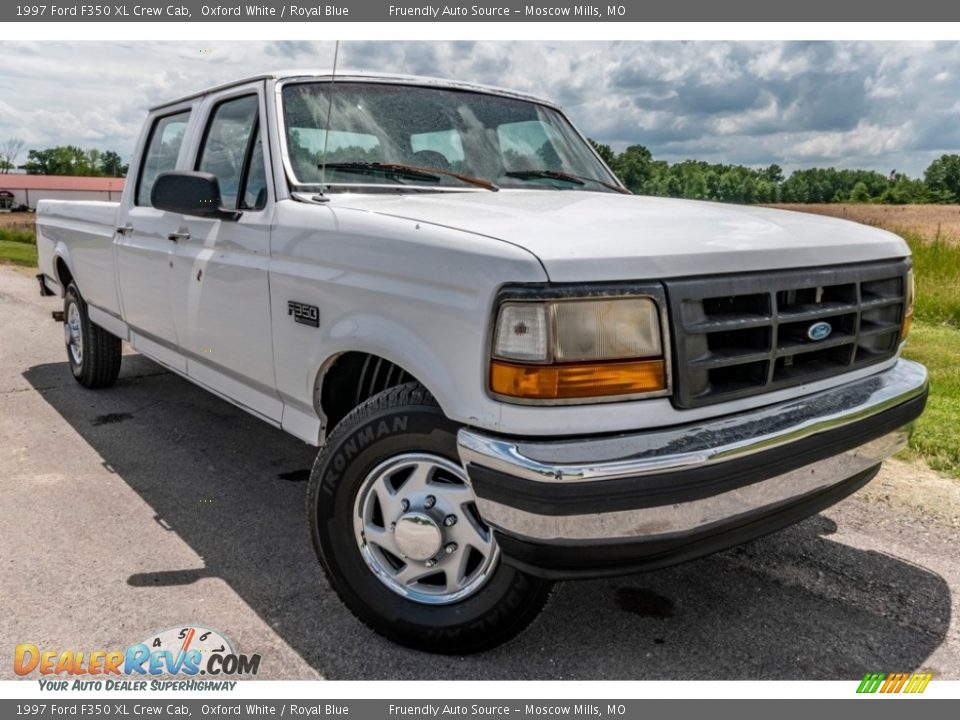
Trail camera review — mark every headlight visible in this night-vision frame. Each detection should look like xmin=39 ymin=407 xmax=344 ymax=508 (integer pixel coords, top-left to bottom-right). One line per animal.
xmin=901 ymin=268 xmax=914 ymax=341
xmin=490 ymin=296 xmax=668 ymax=402
xmin=492 ymin=304 xmax=549 ymax=362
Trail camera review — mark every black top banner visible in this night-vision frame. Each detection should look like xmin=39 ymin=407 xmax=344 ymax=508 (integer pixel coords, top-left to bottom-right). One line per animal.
xmin=6 ymin=0 xmax=960 ymax=22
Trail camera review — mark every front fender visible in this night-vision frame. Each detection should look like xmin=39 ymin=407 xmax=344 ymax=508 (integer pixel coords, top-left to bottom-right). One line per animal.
xmin=310 ymin=313 xmax=477 ymax=430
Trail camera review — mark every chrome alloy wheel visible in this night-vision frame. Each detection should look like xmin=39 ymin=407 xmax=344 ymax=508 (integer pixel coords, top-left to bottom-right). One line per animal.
xmin=65 ymin=302 xmax=83 ymax=366
xmin=353 ymin=453 xmax=499 ymax=605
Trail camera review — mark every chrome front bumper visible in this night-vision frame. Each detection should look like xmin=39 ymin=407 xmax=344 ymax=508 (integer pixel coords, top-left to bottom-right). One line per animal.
xmin=457 ymin=360 xmax=928 ymax=577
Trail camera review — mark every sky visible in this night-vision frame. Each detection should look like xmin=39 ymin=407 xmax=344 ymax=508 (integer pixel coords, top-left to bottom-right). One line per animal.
xmin=1 ymin=40 xmax=959 ymax=177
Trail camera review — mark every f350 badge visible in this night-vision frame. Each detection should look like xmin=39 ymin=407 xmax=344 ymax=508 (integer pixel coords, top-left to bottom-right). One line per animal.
xmin=288 ymin=301 xmax=319 ymax=328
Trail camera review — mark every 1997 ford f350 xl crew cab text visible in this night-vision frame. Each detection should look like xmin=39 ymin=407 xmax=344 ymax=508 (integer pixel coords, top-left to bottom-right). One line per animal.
xmin=36 ymin=71 xmax=928 ymax=653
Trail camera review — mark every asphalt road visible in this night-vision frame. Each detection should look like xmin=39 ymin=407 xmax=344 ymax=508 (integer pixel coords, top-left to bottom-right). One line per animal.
xmin=1 ymin=265 xmax=958 ymax=680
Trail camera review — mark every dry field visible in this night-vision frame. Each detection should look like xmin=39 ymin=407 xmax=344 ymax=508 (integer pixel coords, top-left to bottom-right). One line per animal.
xmin=770 ymin=203 xmax=960 ymax=241
xmin=0 ymin=212 xmax=35 ymax=230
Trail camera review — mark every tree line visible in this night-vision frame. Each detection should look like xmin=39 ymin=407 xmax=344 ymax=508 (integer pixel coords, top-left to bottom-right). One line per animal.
xmin=590 ymin=142 xmax=960 ymax=204
xmin=0 ymin=140 xmax=128 ymax=177
xmin=6 ymin=136 xmax=960 ymax=204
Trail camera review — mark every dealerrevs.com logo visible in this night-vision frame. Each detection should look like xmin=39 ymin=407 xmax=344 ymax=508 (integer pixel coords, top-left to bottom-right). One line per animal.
xmin=14 ymin=626 xmax=261 ymax=691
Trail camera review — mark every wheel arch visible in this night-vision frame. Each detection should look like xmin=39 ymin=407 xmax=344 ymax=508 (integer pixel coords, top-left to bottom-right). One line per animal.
xmin=301 ymin=309 xmax=470 ymax=444
xmin=314 ymin=350 xmax=441 ymax=441
xmin=52 ymin=244 xmax=76 ymax=297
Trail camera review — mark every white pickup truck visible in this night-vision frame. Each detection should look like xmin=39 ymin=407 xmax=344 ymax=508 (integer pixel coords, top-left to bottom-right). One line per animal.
xmin=36 ymin=71 xmax=928 ymax=653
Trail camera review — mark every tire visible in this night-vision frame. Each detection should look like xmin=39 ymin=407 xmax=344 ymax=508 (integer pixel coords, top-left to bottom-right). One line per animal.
xmin=308 ymin=382 xmax=554 ymax=654
xmin=64 ymin=282 xmax=122 ymax=389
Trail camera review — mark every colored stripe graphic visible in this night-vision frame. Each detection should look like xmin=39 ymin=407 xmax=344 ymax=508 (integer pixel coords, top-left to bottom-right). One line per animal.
xmin=857 ymin=672 xmax=932 ymax=694
xmin=910 ymin=673 xmax=933 ymax=694
xmin=857 ymin=673 xmax=885 ymax=693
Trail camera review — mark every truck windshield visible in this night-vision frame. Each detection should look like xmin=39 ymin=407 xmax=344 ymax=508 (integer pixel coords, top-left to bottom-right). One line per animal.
xmin=281 ymin=81 xmax=623 ymax=193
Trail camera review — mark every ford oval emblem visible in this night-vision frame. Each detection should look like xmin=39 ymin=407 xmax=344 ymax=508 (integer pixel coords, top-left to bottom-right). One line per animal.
xmin=807 ymin=321 xmax=833 ymax=341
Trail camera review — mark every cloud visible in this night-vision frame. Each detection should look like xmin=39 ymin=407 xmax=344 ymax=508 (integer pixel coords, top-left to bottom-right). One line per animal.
xmin=787 ymin=122 xmax=911 ymax=161
xmin=0 ymin=41 xmax=957 ymax=176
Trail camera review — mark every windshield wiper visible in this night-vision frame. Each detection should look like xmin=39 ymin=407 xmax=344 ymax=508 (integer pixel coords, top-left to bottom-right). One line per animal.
xmin=321 ymin=162 xmax=439 ymax=184
xmin=505 ymin=170 xmax=629 ymax=194
xmin=321 ymin=162 xmax=498 ymax=191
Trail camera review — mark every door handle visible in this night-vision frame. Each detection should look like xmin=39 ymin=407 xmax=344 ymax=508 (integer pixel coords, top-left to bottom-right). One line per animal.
xmin=116 ymin=223 xmax=134 ymax=235
xmin=167 ymin=230 xmax=191 ymax=243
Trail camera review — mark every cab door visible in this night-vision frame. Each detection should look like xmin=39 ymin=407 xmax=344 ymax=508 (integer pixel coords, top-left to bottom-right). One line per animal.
xmin=166 ymin=86 xmax=281 ymax=421
xmin=116 ymin=107 xmax=193 ymax=370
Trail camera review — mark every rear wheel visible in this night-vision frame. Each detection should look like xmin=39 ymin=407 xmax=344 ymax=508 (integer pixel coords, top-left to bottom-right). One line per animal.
xmin=308 ymin=382 xmax=553 ymax=654
xmin=64 ymin=282 xmax=122 ymax=389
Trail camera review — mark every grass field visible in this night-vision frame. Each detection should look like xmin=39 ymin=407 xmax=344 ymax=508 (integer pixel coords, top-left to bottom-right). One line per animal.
xmin=1 ymin=204 xmax=957 ymax=476
xmin=901 ymin=231 xmax=960 ymax=327
xmin=0 ymin=225 xmax=37 ymax=267
xmin=897 ymin=323 xmax=960 ymax=476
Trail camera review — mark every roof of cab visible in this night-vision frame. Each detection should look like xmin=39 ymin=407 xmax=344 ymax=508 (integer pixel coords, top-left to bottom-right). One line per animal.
xmin=149 ymin=70 xmax=560 ymax=112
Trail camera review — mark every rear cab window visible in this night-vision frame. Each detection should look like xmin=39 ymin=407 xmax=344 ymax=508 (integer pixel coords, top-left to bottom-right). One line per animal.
xmin=410 ymin=129 xmax=465 ymax=167
xmin=498 ymin=120 xmax=565 ymax=171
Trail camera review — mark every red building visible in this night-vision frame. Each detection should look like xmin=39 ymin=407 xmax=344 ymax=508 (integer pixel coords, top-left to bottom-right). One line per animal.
xmin=0 ymin=175 xmax=125 ymax=210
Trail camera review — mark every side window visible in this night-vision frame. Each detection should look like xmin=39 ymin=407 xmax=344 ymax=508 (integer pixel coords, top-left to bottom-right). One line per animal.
xmin=136 ymin=111 xmax=190 ymax=207
xmin=196 ymin=95 xmax=267 ymax=210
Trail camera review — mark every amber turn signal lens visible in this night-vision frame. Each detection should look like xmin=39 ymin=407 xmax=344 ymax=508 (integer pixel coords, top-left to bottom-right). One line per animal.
xmin=490 ymin=359 xmax=667 ymax=400
xmin=901 ymin=310 xmax=913 ymax=340
xmin=901 ymin=268 xmax=915 ymax=341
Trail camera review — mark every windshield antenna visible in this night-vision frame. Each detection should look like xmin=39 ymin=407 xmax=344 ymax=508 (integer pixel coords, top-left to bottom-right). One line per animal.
xmin=315 ymin=40 xmax=340 ymax=203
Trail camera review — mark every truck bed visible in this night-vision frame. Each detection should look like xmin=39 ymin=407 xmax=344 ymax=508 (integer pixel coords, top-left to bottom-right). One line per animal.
xmin=36 ymin=199 xmax=121 ymax=316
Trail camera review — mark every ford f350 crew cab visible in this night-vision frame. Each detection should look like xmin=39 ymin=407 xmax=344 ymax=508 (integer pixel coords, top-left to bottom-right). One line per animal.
xmin=36 ymin=71 xmax=928 ymax=653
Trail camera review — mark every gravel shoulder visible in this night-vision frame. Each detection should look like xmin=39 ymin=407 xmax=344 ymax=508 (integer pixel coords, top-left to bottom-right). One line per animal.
xmin=864 ymin=458 xmax=960 ymax=528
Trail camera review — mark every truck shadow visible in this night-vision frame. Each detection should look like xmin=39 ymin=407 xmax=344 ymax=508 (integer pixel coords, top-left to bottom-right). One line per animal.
xmin=23 ymin=356 xmax=951 ymax=680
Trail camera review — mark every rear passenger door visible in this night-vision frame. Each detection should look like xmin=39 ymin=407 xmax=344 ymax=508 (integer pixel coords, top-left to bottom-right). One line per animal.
xmin=166 ymin=84 xmax=281 ymax=422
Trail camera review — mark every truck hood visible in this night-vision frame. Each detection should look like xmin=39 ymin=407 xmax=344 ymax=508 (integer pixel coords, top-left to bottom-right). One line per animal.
xmin=332 ymin=191 xmax=909 ymax=282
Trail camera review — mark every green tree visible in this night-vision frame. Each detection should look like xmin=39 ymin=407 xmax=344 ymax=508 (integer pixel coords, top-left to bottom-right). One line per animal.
xmin=21 ymin=145 xmax=128 ymax=176
xmin=923 ymin=154 xmax=960 ymax=203
xmin=756 ymin=179 xmax=777 ymax=203
xmin=880 ymin=175 xmax=927 ymax=204
xmin=762 ymin=163 xmax=784 ymax=184
xmin=850 ymin=181 xmax=870 ymax=202
xmin=569 ymin=140 xmax=940 ymax=206
xmin=24 ymin=146 xmax=96 ymax=175
xmin=614 ymin=144 xmax=654 ymax=192
xmin=98 ymin=150 xmax=128 ymax=177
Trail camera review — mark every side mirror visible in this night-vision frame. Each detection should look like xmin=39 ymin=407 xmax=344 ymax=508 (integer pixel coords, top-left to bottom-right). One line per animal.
xmin=150 ymin=171 xmax=242 ymax=221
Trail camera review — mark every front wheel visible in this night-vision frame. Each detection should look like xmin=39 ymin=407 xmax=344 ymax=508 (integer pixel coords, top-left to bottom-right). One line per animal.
xmin=64 ymin=282 xmax=122 ymax=389
xmin=307 ymin=382 xmax=553 ymax=654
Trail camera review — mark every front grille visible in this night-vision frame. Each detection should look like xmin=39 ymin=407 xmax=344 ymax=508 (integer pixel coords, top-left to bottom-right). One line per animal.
xmin=665 ymin=260 xmax=909 ymax=408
